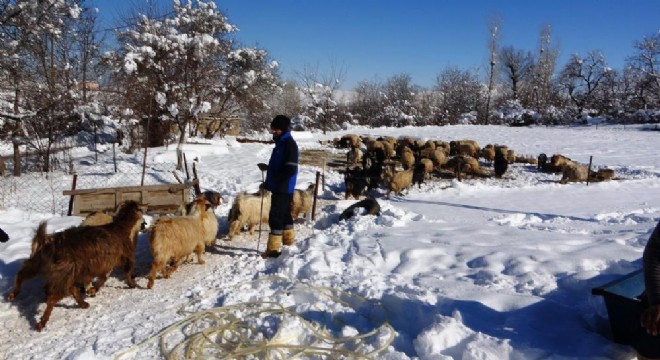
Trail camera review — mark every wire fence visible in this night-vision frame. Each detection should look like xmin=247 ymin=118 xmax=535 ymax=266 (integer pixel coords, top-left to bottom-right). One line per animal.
xmin=0 ymin=160 xmax=196 ymax=216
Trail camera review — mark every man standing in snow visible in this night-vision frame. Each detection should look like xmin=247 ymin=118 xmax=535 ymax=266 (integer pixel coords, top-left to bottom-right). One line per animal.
xmin=259 ymin=115 xmax=298 ymax=258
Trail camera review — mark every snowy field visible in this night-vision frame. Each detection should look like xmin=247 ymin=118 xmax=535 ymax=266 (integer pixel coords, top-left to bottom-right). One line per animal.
xmin=0 ymin=124 xmax=659 ymax=359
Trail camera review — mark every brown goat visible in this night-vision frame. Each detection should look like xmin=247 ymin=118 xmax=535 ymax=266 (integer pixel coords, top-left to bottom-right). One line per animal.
xmin=6 ymin=201 xmax=145 ymax=331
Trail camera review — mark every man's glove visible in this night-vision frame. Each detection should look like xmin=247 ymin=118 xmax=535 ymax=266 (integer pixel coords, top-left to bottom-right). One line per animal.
xmin=257 ymin=163 xmax=268 ymax=171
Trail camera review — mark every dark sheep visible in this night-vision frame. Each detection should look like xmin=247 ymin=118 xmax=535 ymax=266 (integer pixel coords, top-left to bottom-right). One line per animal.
xmin=339 ymin=196 xmax=381 ymax=221
xmin=494 ymin=150 xmax=508 ymax=178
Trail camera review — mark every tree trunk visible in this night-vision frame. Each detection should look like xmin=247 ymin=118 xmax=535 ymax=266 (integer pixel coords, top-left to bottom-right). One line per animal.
xmin=12 ymin=140 xmax=22 ymax=176
xmin=176 ymin=120 xmax=187 ymax=171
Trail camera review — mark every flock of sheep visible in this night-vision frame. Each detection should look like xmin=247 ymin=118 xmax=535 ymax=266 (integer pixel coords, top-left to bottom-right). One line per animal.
xmin=331 ymin=133 xmax=616 ymax=200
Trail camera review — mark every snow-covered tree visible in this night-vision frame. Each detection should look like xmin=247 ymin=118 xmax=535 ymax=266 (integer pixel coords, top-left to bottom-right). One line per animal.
xmin=297 ymin=62 xmax=345 ymax=134
xmin=104 ymin=0 xmax=280 ymax=167
xmin=0 ymin=0 xmax=84 ymax=174
xmin=376 ymin=74 xmax=418 ymax=127
xmin=434 ymin=67 xmax=484 ymax=124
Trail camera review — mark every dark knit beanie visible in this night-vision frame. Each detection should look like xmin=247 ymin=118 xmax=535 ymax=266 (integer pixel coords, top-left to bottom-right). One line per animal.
xmin=270 ymin=115 xmax=290 ymax=131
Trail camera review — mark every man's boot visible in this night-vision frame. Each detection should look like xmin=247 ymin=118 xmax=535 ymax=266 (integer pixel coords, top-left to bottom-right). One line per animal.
xmin=282 ymin=228 xmax=295 ymax=246
xmin=261 ymin=233 xmax=282 ymax=258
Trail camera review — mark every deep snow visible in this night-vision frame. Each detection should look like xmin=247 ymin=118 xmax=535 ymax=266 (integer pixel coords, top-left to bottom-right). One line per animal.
xmin=1 ymin=124 xmax=659 ymax=359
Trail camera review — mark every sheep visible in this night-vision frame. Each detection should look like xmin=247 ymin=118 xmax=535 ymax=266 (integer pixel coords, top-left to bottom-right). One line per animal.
xmin=428 ymin=148 xmax=448 ymax=168
xmin=450 ymin=140 xmax=480 ymax=157
xmin=537 ymin=153 xmax=548 ymax=170
xmin=590 ymin=168 xmax=616 ymax=182
xmin=480 ymin=144 xmax=496 ymax=164
xmin=400 ymin=147 xmax=415 ymax=170
xmin=494 ymin=150 xmax=508 ymax=178
xmin=227 ymin=191 xmax=271 ymax=240
xmin=347 ymin=147 xmax=363 ymax=167
xmin=383 ymin=163 xmax=413 ymax=198
xmin=291 ymin=184 xmax=316 ymax=219
xmin=549 ymin=154 xmax=573 ymax=172
xmin=412 ymin=162 xmax=429 ymax=188
xmin=339 ymin=196 xmax=381 ymax=221
xmin=559 ymin=162 xmax=589 ymax=184
xmin=506 ymin=149 xmax=516 ymax=163
xmin=147 ymin=198 xmax=209 ymax=289
xmin=340 ymin=134 xmax=361 ymax=149
xmin=344 ymin=167 xmax=368 ymax=200
xmin=446 ymin=155 xmax=483 ymax=180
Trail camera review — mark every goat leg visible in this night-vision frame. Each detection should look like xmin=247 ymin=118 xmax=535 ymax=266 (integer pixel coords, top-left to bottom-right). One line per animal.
xmin=69 ymin=285 xmax=89 ymax=309
xmin=88 ymin=273 xmax=109 ymax=296
xmin=36 ymin=294 xmax=61 ymax=332
xmin=122 ymin=258 xmax=138 ymax=288
xmin=6 ymin=259 xmax=40 ymax=301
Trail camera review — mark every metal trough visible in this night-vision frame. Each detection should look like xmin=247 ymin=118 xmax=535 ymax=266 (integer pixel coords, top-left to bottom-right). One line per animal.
xmin=592 ymin=268 xmax=660 ymax=357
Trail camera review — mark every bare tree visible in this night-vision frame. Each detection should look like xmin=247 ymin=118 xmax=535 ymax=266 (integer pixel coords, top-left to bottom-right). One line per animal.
xmin=625 ymin=32 xmax=660 ymax=110
xmin=530 ymin=25 xmax=560 ymax=113
xmin=558 ymin=50 xmax=613 ymax=114
xmin=482 ymin=13 xmax=501 ymax=124
xmin=499 ymin=46 xmax=533 ymax=103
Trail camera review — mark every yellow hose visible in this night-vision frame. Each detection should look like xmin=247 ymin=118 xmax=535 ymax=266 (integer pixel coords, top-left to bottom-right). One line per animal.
xmin=114 ymin=276 xmax=395 ymax=360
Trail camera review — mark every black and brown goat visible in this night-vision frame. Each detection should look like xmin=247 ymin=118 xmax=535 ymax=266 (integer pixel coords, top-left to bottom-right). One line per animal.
xmin=6 ymin=200 xmax=145 ymax=331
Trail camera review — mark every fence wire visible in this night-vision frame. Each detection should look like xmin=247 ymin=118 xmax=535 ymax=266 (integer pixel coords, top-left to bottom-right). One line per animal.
xmin=0 ymin=160 xmax=195 ymax=216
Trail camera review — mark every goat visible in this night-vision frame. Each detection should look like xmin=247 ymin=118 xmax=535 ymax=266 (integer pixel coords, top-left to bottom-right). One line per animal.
xmin=291 ymin=184 xmax=316 ymax=219
xmin=146 ymin=198 xmax=209 ymax=289
xmin=227 ymin=191 xmax=271 ymax=240
xmin=185 ymin=195 xmax=219 ymax=247
xmin=6 ymin=201 xmax=145 ymax=331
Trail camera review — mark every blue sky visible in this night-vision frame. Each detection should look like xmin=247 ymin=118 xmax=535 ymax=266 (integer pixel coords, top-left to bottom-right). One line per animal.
xmin=96 ymin=0 xmax=660 ymax=90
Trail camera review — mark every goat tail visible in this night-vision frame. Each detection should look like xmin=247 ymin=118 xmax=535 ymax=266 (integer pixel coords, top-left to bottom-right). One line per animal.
xmin=33 ymin=221 xmax=49 ymax=251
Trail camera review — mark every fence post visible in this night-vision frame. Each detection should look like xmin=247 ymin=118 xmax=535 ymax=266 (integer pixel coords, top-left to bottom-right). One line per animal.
xmin=113 ymin=143 xmax=117 ymax=173
xmin=311 ymin=171 xmax=321 ymax=221
xmin=587 ymin=155 xmax=593 ymax=186
xmin=67 ymin=173 xmax=78 ymax=216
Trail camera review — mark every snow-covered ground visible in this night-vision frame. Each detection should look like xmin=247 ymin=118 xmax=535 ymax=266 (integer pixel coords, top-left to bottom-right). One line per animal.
xmin=1 ymin=124 xmax=659 ymax=359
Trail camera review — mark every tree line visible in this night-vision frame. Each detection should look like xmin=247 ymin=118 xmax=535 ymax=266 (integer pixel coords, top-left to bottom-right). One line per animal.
xmin=0 ymin=0 xmax=658 ymax=175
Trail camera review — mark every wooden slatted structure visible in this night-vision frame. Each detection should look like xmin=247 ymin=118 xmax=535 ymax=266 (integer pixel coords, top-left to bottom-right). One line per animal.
xmin=63 ymin=182 xmax=195 ymax=216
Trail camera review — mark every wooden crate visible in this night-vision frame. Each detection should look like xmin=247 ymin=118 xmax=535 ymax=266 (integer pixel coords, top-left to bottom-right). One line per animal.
xmin=63 ymin=183 xmax=193 ymax=216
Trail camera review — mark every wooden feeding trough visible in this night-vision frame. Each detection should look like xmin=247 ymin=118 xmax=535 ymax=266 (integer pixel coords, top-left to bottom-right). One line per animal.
xmin=63 ymin=182 xmax=195 ymax=216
